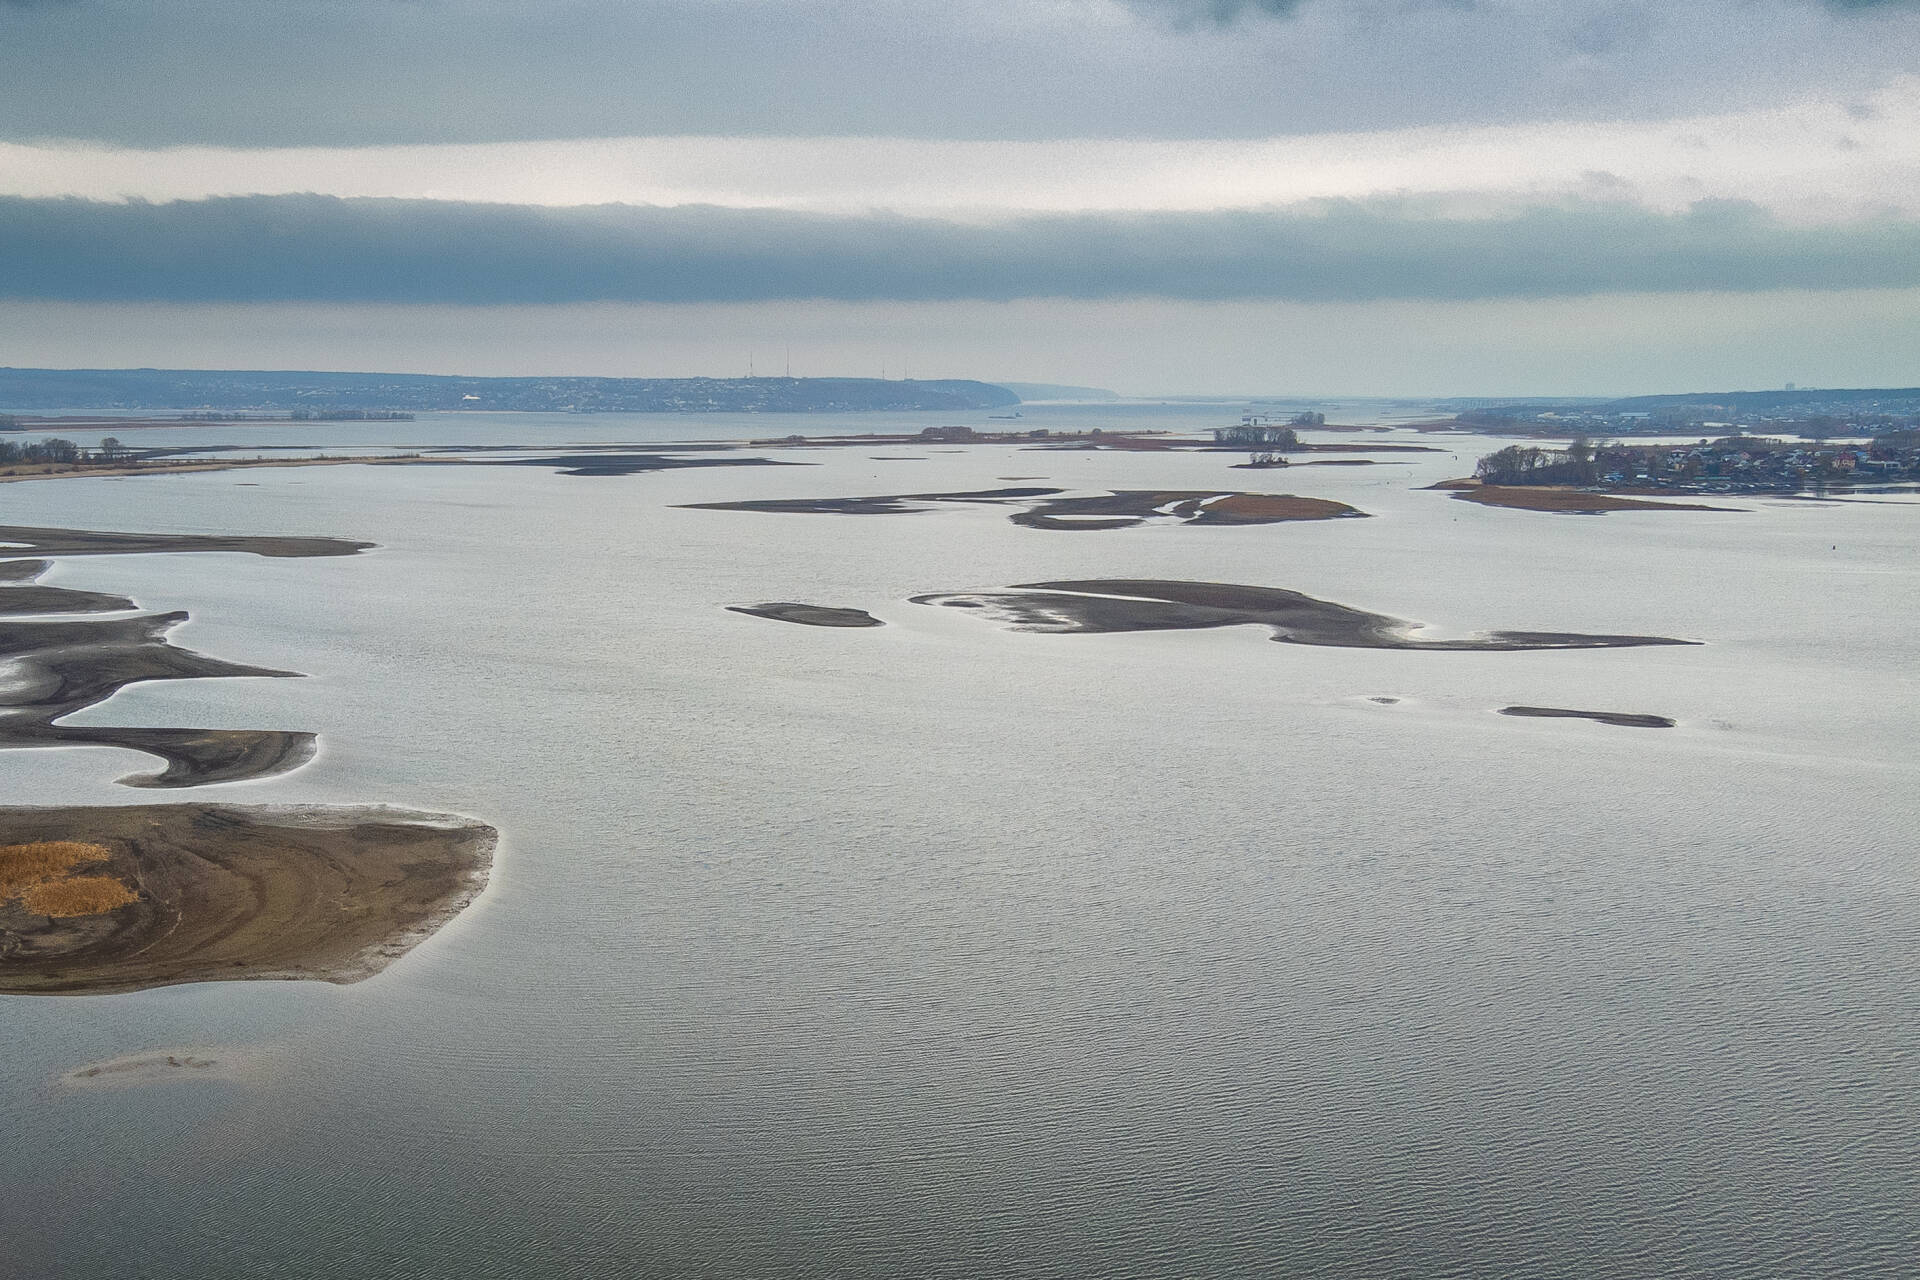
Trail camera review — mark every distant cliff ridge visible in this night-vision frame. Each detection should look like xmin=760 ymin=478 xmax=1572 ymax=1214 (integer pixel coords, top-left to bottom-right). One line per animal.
xmin=995 ymin=381 xmax=1119 ymax=402
xmin=0 ymin=368 xmax=1022 ymax=414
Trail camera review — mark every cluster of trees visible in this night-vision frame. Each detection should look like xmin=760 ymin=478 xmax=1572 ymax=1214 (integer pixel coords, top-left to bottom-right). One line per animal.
xmin=1213 ymin=424 xmax=1300 ymax=448
xmin=0 ymin=437 xmax=128 ymax=466
xmin=0 ymin=437 xmax=84 ymax=464
xmin=1475 ymin=438 xmax=1599 ymax=486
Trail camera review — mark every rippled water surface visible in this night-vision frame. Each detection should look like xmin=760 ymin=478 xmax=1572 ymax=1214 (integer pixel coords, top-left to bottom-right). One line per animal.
xmin=2 ymin=411 xmax=1916 ymax=1278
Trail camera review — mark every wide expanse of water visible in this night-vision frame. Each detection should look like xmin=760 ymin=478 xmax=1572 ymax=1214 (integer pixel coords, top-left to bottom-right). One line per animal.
xmin=2 ymin=414 xmax=1915 ymax=1278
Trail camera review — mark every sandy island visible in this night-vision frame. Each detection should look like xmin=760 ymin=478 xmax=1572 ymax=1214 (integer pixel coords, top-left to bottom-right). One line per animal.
xmin=471 ymin=452 xmax=806 ymax=477
xmin=912 ymin=580 xmax=1697 ymax=651
xmin=728 ymin=603 xmax=885 ymax=628
xmin=683 ymin=487 xmax=1367 ymax=530
xmin=1429 ymin=479 xmax=1734 ymax=514
xmin=0 ymin=804 xmax=495 ymax=995
xmin=0 ymin=527 xmax=369 ymax=786
xmin=1499 ymin=706 xmax=1676 ymax=728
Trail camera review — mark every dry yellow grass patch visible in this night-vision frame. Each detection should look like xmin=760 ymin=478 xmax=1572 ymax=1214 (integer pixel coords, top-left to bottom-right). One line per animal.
xmin=19 ymin=875 xmax=138 ymax=917
xmin=0 ymin=841 xmax=113 ymax=893
xmin=0 ymin=841 xmax=136 ymax=917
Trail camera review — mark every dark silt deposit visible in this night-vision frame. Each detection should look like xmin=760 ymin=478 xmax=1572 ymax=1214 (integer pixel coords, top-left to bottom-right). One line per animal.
xmin=1500 ymin=706 xmax=1677 ymax=728
xmin=0 ymin=803 xmax=495 ymax=996
xmin=911 ymin=580 xmax=1698 ymax=651
xmin=0 ymin=526 xmax=369 ymax=786
xmin=684 ymin=488 xmax=1365 ymax=530
xmin=728 ymin=603 xmax=885 ymax=628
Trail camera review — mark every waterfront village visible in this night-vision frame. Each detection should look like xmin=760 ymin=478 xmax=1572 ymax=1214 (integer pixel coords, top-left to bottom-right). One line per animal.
xmin=1474 ymin=432 xmax=1920 ymax=494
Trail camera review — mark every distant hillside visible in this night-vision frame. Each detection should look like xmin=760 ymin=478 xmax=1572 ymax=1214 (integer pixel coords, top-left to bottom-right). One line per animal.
xmin=1596 ymin=387 xmax=1920 ymax=416
xmin=0 ymin=368 xmax=1021 ymax=414
xmin=995 ymin=381 xmax=1120 ymax=402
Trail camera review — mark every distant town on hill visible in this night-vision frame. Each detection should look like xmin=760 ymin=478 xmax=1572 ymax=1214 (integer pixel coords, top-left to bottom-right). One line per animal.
xmin=0 ymin=368 xmax=1022 ymax=414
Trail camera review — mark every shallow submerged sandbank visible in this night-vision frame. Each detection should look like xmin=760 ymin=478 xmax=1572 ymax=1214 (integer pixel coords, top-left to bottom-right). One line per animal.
xmin=684 ymin=487 xmax=1367 ymax=530
xmin=0 ymin=804 xmax=495 ymax=996
xmin=913 ymin=580 xmax=1697 ymax=651
xmin=728 ymin=603 xmax=885 ymax=628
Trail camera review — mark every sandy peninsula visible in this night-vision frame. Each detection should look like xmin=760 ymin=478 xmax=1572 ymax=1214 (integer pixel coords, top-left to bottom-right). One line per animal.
xmin=912 ymin=580 xmax=1697 ymax=651
xmin=0 ymin=804 xmax=495 ymax=996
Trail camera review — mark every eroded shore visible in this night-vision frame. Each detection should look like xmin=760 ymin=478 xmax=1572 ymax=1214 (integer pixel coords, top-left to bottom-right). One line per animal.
xmin=0 ymin=804 xmax=495 ymax=995
xmin=912 ymin=580 xmax=1696 ymax=651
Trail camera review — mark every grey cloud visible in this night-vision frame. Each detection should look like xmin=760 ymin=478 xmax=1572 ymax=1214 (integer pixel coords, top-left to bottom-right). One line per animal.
xmin=3 ymin=194 xmax=1917 ymax=304
xmin=2 ymin=1 xmax=1918 ymax=146
xmin=1130 ymin=0 xmax=1913 ymax=20
xmin=1127 ymin=0 xmax=1308 ymax=22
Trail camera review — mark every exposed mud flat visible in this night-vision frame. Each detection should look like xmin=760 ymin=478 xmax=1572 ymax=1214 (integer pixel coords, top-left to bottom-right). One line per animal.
xmin=1499 ymin=706 xmax=1677 ymax=728
xmin=1430 ymin=481 xmax=1733 ymax=514
xmin=0 ymin=524 xmax=373 ymax=558
xmin=728 ymin=603 xmax=885 ymax=628
xmin=1010 ymin=491 xmax=1364 ymax=530
xmin=0 ymin=804 xmax=496 ymax=996
xmin=683 ymin=487 xmax=1366 ymax=530
xmin=911 ymin=580 xmax=1698 ymax=651
xmin=0 ymin=560 xmax=136 ymax=616
xmin=475 ymin=453 xmax=806 ymax=477
xmin=0 ymin=551 xmax=337 ymax=787
xmin=684 ymin=487 xmax=1058 ymax=516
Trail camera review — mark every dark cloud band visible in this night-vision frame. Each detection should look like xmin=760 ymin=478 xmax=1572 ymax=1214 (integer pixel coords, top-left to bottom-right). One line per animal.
xmin=3 ymin=194 xmax=1917 ymax=304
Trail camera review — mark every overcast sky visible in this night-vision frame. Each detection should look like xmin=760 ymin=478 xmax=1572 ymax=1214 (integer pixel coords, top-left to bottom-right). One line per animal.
xmin=2 ymin=0 xmax=1917 ymax=395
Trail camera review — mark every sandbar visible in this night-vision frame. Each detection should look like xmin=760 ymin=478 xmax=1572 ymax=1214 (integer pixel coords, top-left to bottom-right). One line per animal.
xmin=684 ymin=487 xmax=1059 ymax=516
xmin=1499 ymin=706 xmax=1676 ymax=728
xmin=912 ymin=580 xmax=1697 ymax=651
xmin=0 ymin=804 xmax=495 ymax=996
xmin=0 ymin=560 xmax=136 ymax=615
xmin=728 ymin=603 xmax=885 ymax=628
xmin=476 ymin=453 xmax=805 ymax=477
xmin=683 ymin=487 xmax=1367 ymax=530
xmin=1009 ymin=491 xmax=1365 ymax=530
xmin=0 ymin=524 xmax=372 ymax=559
xmin=1431 ymin=482 xmax=1732 ymax=514
xmin=0 ymin=524 xmax=369 ymax=785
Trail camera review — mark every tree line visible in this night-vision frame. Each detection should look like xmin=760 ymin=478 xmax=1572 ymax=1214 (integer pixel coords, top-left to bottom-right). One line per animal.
xmin=0 ymin=437 xmax=129 ymax=466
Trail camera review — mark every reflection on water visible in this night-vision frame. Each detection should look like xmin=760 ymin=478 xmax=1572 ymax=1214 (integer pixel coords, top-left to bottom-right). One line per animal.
xmin=0 ymin=421 xmax=1916 ymax=1278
